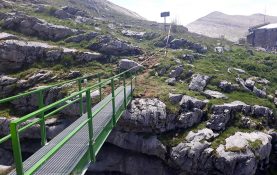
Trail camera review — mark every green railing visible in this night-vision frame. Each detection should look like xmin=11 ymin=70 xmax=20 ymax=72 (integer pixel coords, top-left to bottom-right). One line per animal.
xmin=0 ymin=69 xmax=137 ymax=175
xmin=0 ymin=74 xmax=99 ymax=145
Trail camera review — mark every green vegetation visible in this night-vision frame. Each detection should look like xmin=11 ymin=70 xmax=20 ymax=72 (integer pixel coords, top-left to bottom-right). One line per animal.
xmin=248 ymin=139 xmax=263 ymax=150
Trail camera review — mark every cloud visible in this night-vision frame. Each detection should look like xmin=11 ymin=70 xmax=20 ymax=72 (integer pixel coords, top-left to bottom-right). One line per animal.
xmin=109 ymin=0 xmax=277 ymax=25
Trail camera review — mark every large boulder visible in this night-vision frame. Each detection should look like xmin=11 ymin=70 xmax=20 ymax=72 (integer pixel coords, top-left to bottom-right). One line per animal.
xmin=169 ymin=38 xmax=187 ymax=49
xmin=179 ymin=95 xmax=207 ymax=111
xmin=219 ymin=80 xmax=239 ymax=93
xmin=122 ymin=30 xmax=146 ymax=39
xmin=2 ymin=12 xmax=81 ymax=41
xmin=177 ymin=108 xmax=204 ymax=129
xmin=88 ymin=35 xmax=142 ymax=56
xmin=0 ymin=75 xmax=18 ymax=97
xmin=253 ymin=86 xmax=267 ymax=98
xmin=215 ymin=132 xmax=272 ymax=175
xmin=118 ymin=98 xmax=169 ymax=133
xmin=118 ymin=59 xmax=143 ymax=72
xmin=207 ymin=109 xmax=231 ymax=131
xmin=203 ymin=90 xmax=228 ymax=99
xmin=107 ymin=130 xmax=167 ymax=160
xmin=170 ymin=128 xmax=217 ymax=174
xmin=169 ymin=65 xmax=183 ymax=78
xmin=189 ymin=74 xmax=210 ymax=91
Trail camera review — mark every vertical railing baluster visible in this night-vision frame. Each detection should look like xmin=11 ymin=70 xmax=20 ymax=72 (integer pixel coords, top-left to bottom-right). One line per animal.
xmin=131 ymin=74 xmax=133 ymax=98
xmin=123 ymin=73 xmax=127 ymax=109
xmin=78 ymin=79 xmax=83 ymax=116
xmin=111 ymin=78 xmax=116 ymax=126
xmin=10 ymin=122 xmax=24 ymax=175
xmin=38 ymin=90 xmax=46 ymax=146
xmin=86 ymin=89 xmax=96 ymax=162
xmin=98 ymin=73 xmax=102 ymax=101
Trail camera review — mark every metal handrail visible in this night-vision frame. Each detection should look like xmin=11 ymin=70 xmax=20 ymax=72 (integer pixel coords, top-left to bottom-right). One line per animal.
xmin=7 ymin=69 xmax=137 ymax=175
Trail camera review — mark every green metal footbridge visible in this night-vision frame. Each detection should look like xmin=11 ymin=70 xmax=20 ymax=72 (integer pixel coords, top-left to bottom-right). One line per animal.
xmin=0 ymin=70 xmax=136 ymax=175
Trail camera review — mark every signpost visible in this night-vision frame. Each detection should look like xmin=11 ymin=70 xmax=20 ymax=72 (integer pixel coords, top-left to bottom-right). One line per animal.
xmin=161 ymin=11 xmax=170 ymax=32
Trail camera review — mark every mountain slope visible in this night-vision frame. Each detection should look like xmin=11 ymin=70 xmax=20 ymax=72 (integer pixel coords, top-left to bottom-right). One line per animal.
xmin=187 ymin=11 xmax=277 ymax=41
xmin=39 ymin=0 xmax=145 ymax=21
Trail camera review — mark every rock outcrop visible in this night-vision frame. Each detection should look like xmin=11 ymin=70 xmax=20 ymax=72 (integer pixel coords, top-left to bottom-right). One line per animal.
xmin=0 ymin=40 xmax=104 ymax=72
xmin=171 ymin=128 xmax=217 ymax=174
xmin=2 ymin=12 xmax=81 ymax=41
xmin=189 ymin=74 xmax=210 ymax=91
xmin=215 ymin=132 xmax=272 ymax=175
xmin=64 ymin=32 xmax=98 ymax=43
xmin=88 ymin=35 xmax=142 ymax=56
xmin=118 ymin=59 xmax=143 ymax=72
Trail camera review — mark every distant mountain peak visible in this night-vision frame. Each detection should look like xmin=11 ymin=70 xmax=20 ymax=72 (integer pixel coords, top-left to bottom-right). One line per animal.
xmin=187 ymin=12 xmax=277 ymax=42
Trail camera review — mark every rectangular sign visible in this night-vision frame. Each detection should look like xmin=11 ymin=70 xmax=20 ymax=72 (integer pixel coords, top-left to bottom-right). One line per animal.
xmin=161 ymin=12 xmax=170 ymax=17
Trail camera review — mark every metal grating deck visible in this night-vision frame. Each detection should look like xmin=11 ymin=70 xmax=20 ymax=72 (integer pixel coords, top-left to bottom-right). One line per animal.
xmin=10 ymin=86 xmax=132 ymax=175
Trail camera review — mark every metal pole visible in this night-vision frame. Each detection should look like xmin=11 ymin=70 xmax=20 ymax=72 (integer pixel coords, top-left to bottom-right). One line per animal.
xmin=38 ymin=90 xmax=47 ymax=146
xmin=111 ymin=78 xmax=116 ymax=126
xmin=10 ymin=123 xmax=24 ymax=175
xmin=123 ymin=73 xmax=127 ymax=109
xmin=78 ymin=79 xmax=83 ymax=116
xmin=98 ymin=73 xmax=102 ymax=101
xmin=86 ymin=89 xmax=96 ymax=162
xmin=164 ymin=17 xmax=166 ymax=32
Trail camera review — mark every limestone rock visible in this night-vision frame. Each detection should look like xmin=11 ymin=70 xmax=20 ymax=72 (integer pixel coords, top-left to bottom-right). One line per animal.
xmin=170 ymin=128 xmax=217 ymax=174
xmin=0 ymin=75 xmax=18 ymax=97
xmin=2 ymin=12 xmax=81 ymax=41
xmin=179 ymin=95 xmax=207 ymax=111
xmin=169 ymin=93 xmax=183 ymax=104
xmin=215 ymin=132 xmax=272 ymax=175
xmin=203 ymin=90 xmax=228 ymax=99
xmin=207 ymin=109 xmax=231 ymax=131
xmin=253 ymin=86 xmax=267 ymax=98
xmin=189 ymin=74 xmax=210 ymax=91
xmin=177 ymin=108 xmax=204 ymax=129
xmin=119 ymin=59 xmax=143 ymax=72
xmin=0 ymin=32 xmax=18 ymax=40
xmin=118 ymin=98 xmax=170 ymax=133
xmin=88 ymin=35 xmax=142 ymax=56
xmin=122 ymin=29 xmax=146 ymax=39
xmin=169 ymin=65 xmax=183 ymax=78
xmin=165 ymin=78 xmax=176 ymax=86
xmin=107 ymin=130 xmax=167 ymax=160
xmin=64 ymin=32 xmax=98 ymax=43
xmin=251 ymin=105 xmax=272 ymax=118
xmin=67 ymin=71 xmax=81 ymax=79
xmin=219 ymin=80 xmax=239 ymax=92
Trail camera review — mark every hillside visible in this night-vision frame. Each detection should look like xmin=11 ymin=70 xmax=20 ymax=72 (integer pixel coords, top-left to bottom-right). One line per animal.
xmin=187 ymin=11 xmax=277 ymax=41
xmin=0 ymin=1 xmax=277 ymax=175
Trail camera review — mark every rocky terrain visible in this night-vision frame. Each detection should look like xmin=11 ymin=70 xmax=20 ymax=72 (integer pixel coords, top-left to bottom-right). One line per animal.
xmin=0 ymin=1 xmax=277 ymax=175
xmin=187 ymin=11 xmax=277 ymax=42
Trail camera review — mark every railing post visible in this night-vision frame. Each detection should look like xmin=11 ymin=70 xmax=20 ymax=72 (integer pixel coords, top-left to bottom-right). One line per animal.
xmin=98 ymin=73 xmax=102 ymax=101
xmin=111 ymin=78 xmax=116 ymax=126
xmin=131 ymin=74 xmax=133 ymax=98
xmin=78 ymin=79 xmax=83 ymax=116
xmin=123 ymin=73 xmax=127 ymax=109
xmin=38 ymin=90 xmax=47 ymax=146
xmin=86 ymin=89 xmax=96 ymax=162
xmin=10 ymin=122 xmax=24 ymax=175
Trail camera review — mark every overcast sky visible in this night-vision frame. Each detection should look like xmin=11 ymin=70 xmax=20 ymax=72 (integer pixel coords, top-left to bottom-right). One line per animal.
xmin=108 ymin=0 xmax=277 ymax=25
